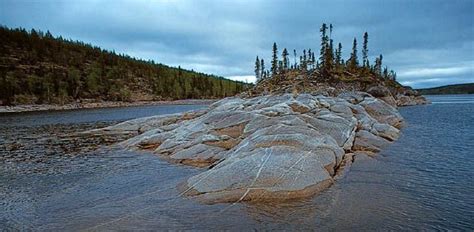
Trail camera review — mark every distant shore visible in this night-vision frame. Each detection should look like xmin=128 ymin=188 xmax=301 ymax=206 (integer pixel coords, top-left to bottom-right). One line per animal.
xmin=0 ymin=99 xmax=216 ymax=114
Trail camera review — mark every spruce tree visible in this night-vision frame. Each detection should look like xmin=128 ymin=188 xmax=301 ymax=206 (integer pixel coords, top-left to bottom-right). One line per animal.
xmin=282 ymin=48 xmax=289 ymax=70
xmin=303 ymin=49 xmax=307 ymax=70
xmin=319 ymin=23 xmax=334 ymax=75
xmin=383 ymin=67 xmax=388 ymax=79
xmin=348 ymin=38 xmax=359 ymax=71
xmin=362 ymin=32 xmax=369 ymax=67
xmin=255 ymin=56 xmax=261 ymax=82
xmin=329 ymin=24 xmax=333 ymax=39
xmin=325 ymin=39 xmax=334 ymax=71
xmin=335 ymin=42 xmax=342 ymax=67
xmin=374 ymin=54 xmax=383 ymax=76
xmin=293 ymin=49 xmax=297 ymax=68
xmin=308 ymin=48 xmax=312 ymax=69
xmin=260 ymin=59 xmax=265 ymax=79
xmin=271 ymin=42 xmax=278 ymax=75
xmin=299 ymin=56 xmax=303 ymax=70
xmin=319 ymin=23 xmax=328 ymax=66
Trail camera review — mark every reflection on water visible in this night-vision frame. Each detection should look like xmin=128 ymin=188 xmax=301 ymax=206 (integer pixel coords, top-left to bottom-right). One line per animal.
xmin=1 ymin=96 xmax=473 ymax=230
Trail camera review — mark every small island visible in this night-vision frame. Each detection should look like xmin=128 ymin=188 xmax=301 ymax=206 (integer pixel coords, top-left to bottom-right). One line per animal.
xmin=86 ymin=24 xmax=428 ymax=204
xmin=2 ymin=1 xmax=472 ymax=230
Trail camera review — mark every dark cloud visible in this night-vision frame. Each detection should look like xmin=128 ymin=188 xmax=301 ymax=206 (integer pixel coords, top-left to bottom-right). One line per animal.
xmin=1 ymin=0 xmax=472 ymax=88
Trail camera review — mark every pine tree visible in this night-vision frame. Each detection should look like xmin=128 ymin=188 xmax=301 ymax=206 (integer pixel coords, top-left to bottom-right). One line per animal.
xmin=383 ymin=66 xmax=388 ymax=79
xmin=282 ymin=48 xmax=289 ymax=70
xmin=390 ymin=70 xmax=396 ymax=81
xmin=319 ymin=23 xmax=334 ymax=75
xmin=299 ymin=56 xmax=303 ymax=70
xmin=348 ymin=37 xmax=359 ymax=71
xmin=329 ymin=24 xmax=333 ymax=39
xmin=303 ymin=49 xmax=307 ymax=70
xmin=255 ymin=56 xmax=261 ymax=82
xmin=374 ymin=54 xmax=383 ymax=76
xmin=260 ymin=59 xmax=265 ymax=79
xmin=271 ymin=42 xmax=278 ymax=75
xmin=278 ymin=60 xmax=283 ymax=73
xmin=362 ymin=32 xmax=369 ymax=67
xmin=293 ymin=49 xmax=297 ymax=68
xmin=335 ymin=42 xmax=342 ymax=67
xmin=325 ymin=39 xmax=334 ymax=71
xmin=307 ymin=49 xmax=312 ymax=69
xmin=319 ymin=23 xmax=328 ymax=66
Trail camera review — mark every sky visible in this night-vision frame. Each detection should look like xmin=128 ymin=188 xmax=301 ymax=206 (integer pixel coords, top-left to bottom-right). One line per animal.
xmin=0 ymin=0 xmax=473 ymax=88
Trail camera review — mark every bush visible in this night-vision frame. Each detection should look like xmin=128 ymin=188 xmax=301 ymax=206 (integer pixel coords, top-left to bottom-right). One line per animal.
xmin=12 ymin=94 xmax=38 ymax=105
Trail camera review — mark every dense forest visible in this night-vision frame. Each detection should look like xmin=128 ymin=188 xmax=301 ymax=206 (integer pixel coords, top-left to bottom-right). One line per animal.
xmin=417 ymin=83 xmax=474 ymax=95
xmin=0 ymin=26 xmax=248 ymax=105
xmin=253 ymin=23 xmax=402 ymax=93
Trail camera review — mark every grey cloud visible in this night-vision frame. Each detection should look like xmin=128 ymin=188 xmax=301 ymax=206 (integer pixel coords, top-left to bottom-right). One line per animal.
xmin=0 ymin=0 xmax=472 ymax=88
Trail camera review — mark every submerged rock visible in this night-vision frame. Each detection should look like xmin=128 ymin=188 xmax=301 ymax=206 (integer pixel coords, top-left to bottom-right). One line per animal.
xmin=98 ymin=92 xmax=405 ymax=203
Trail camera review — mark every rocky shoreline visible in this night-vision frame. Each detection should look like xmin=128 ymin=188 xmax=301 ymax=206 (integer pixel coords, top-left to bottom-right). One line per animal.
xmin=86 ymin=91 xmax=427 ymax=204
xmin=0 ymin=99 xmax=216 ymax=114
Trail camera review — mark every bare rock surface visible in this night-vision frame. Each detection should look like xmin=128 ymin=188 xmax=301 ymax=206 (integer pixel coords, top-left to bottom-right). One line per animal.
xmin=95 ymin=92 xmax=404 ymax=203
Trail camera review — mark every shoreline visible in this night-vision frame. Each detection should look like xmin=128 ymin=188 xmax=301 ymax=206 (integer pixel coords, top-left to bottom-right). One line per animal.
xmin=0 ymin=99 xmax=217 ymax=114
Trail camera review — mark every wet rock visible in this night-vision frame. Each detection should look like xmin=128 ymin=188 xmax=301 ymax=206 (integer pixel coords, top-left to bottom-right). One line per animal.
xmin=396 ymin=94 xmax=430 ymax=106
xmin=353 ymin=130 xmax=391 ymax=152
xmin=104 ymin=93 xmax=405 ymax=203
xmin=358 ymin=97 xmax=404 ymax=129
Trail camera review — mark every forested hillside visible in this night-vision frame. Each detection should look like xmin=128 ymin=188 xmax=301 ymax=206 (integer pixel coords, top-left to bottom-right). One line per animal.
xmin=0 ymin=26 xmax=248 ymax=105
xmin=417 ymin=83 xmax=474 ymax=95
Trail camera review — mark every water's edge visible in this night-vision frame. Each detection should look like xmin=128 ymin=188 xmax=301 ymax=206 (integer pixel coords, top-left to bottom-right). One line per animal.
xmin=1 ymin=95 xmax=473 ymax=230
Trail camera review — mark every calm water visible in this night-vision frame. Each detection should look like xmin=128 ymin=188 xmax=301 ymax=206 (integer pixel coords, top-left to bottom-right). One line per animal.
xmin=1 ymin=95 xmax=473 ymax=230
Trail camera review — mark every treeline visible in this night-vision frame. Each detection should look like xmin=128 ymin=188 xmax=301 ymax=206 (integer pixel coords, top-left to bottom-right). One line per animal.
xmin=417 ymin=83 xmax=474 ymax=95
xmin=255 ymin=23 xmax=398 ymax=85
xmin=0 ymin=26 xmax=248 ymax=105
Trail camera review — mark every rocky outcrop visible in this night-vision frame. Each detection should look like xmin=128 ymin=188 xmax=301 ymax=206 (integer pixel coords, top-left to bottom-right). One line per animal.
xmin=95 ymin=92 xmax=404 ymax=204
xmin=366 ymin=85 xmax=430 ymax=107
xmin=395 ymin=94 xmax=430 ymax=106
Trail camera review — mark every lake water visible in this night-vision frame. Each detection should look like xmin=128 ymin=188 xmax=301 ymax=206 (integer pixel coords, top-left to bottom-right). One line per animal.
xmin=1 ymin=95 xmax=473 ymax=230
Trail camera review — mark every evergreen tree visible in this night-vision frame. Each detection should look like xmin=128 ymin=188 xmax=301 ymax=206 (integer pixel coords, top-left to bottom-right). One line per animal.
xmin=389 ymin=70 xmax=396 ymax=81
xmin=308 ymin=48 xmax=312 ymax=69
xmin=362 ymin=32 xmax=369 ymax=67
xmin=255 ymin=56 xmax=261 ymax=82
xmin=271 ymin=42 xmax=278 ymax=75
xmin=260 ymin=59 xmax=265 ymax=79
xmin=329 ymin=24 xmax=333 ymax=39
xmin=383 ymin=66 xmax=388 ymax=79
xmin=282 ymin=48 xmax=289 ymax=70
xmin=293 ymin=49 xmax=297 ymax=68
xmin=319 ymin=23 xmax=329 ymax=66
xmin=374 ymin=54 xmax=383 ymax=76
xmin=348 ymin=38 xmax=359 ymax=71
xmin=299 ymin=56 xmax=303 ymax=70
xmin=303 ymin=49 xmax=307 ymax=70
xmin=278 ymin=61 xmax=283 ymax=73
xmin=335 ymin=42 xmax=342 ymax=67
xmin=325 ymin=39 xmax=334 ymax=71
xmin=319 ymin=23 xmax=334 ymax=75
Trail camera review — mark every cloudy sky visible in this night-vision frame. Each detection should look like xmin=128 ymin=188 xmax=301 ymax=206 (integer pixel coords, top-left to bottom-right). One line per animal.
xmin=1 ymin=0 xmax=472 ymax=88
